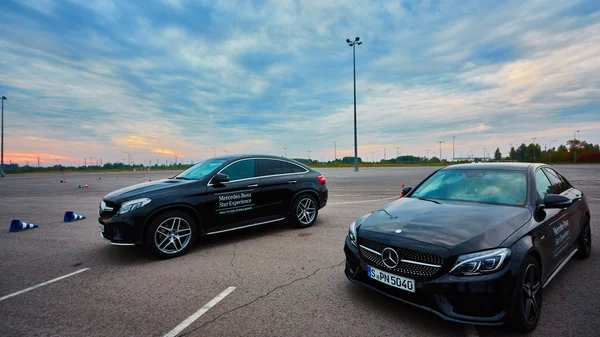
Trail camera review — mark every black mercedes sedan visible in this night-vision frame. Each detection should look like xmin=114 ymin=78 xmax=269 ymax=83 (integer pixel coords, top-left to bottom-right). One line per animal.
xmin=99 ymin=155 xmax=328 ymax=258
xmin=344 ymin=163 xmax=591 ymax=332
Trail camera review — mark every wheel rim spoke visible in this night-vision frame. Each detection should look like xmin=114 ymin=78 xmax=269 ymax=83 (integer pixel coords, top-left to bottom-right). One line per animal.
xmin=155 ymin=217 xmax=192 ymax=254
xmin=297 ymin=198 xmax=316 ymax=224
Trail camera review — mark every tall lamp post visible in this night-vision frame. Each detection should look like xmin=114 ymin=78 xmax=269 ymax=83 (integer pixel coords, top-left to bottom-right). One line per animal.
xmin=333 ymin=141 xmax=336 ymax=166
xmin=284 ymin=147 xmax=288 ymax=157
xmin=574 ymin=130 xmax=580 ymax=163
xmin=531 ymin=137 xmax=537 ymax=163
xmin=346 ymin=37 xmax=362 ymax=172
xmin=549 ymin=140 xmax=556 ymax=165
xmin=452 ymin=136 xmax=455 ymax=161
xmin=1 ymin=96 xmax=6 ymax=178
xmin=437 ymin=141 xmax=444 ymax=161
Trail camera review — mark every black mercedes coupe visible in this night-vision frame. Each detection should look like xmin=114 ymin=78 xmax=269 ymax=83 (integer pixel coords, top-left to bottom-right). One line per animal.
xmin=344 ymin=163 xmax=591 ymax=332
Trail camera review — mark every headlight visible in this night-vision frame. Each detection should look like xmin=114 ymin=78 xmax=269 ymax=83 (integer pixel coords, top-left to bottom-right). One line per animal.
xmin=348 ymin=221 xmax=357 ymax=247
xmin=118 ymin=198 xmax=151 ymax=215
xmin=449 ymin=248 xmax=510 ymax=276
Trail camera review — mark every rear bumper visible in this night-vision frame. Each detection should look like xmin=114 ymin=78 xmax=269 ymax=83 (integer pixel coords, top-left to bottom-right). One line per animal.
xmin=344 ymin=237 xmax=515 ymax=326
xmin=319 ymin=189 xmax=328 ymax=209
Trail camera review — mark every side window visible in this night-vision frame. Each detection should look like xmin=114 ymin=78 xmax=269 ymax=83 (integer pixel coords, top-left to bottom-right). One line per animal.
xmin=220 ymin=159 xmax=256 ymax=181
xmin=543 ymin=168 xmax=569 ymax=194
xmin=535 ymin=169 xmax=553 ymax=199
xmin=289 ymin=163 xmax=307 ymax=173
xmin=257 ymin=159 xmax=284 ymax=176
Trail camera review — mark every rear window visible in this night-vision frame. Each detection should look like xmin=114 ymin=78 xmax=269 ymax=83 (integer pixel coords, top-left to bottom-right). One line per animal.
xmin=411 ymin=169 xmax=528 ymax=206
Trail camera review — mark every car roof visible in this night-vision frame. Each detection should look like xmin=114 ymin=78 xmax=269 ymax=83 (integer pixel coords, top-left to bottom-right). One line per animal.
xmin=441 ymin=162 xmax=544 ymax=171
xmin=212 ymin=154 xmax=299 ymax=161
xmin=210 ymin=154 xmax=310 ymax=168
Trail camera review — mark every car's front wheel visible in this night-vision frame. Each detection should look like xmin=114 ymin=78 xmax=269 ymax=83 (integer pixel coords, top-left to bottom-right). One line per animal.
xmin=145 ymin=211 xmax=196 ymax=258
xmin=510 ymin=255 xmax=542 ymax=332
xmin=290 ymin=194 xmax=318 ymax=228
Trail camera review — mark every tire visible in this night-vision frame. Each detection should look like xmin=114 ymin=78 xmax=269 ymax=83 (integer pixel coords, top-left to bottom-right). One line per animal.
xmin=290 ymin=194 xmax=319 ymax=228
xmin=510 ymin=255 xmax=543 ymax=332
xmin=576 ymin=216 xmax=591 ymax=259
xmin=145 ymin=211 xmax=197 ymax=258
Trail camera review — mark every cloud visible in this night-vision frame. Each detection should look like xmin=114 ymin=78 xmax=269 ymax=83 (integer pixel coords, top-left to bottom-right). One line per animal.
xmin=0 ymin=0 xmax=598 ymax=165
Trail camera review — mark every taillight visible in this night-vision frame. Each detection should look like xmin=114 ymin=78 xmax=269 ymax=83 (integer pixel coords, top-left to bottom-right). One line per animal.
xmin=317 ymin=175 xmax=326 ymax=183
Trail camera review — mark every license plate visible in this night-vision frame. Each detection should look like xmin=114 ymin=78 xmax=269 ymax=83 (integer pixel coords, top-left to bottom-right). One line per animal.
xmin=99 ymin=224 xmax=105 ymax=233
xmin=367 ymin=265 xmax=415 ymax=293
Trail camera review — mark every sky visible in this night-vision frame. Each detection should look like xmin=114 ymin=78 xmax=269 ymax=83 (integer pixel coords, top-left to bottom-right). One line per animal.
xmin=0 ymin=0 xmax=599 ymax=166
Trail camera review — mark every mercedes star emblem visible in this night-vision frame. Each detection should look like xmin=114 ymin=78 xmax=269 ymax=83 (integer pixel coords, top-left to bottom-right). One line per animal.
xmin=382 ymin=247 xmax=400 ymax=269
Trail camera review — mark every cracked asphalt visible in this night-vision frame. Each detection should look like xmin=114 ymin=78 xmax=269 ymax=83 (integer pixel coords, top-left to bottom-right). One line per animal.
xmin=0 ymin=165 xmax=598 ymax=336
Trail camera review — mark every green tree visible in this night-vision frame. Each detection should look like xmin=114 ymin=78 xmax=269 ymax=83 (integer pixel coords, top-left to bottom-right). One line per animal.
xmin=494 ymin=148 xmax=502 ymax=160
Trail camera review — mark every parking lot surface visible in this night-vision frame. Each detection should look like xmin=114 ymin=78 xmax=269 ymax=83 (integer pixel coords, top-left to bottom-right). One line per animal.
xmin=0 ymin=165 xmax=598 ymax=336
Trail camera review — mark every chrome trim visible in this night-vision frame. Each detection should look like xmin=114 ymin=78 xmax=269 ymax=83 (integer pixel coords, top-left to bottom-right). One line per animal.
xmin=401 ymin=259 xmax=442 ymax=268
xmin=247 ymin=184 xmax=258 ymax=188
xmin=207 ymin=157 xmax=309 ymax=186
xmin=101 ymin=232 xmax=136 ymax=246
xmin=359 ymin=245 xmax=382 ymax=256
xmin=110 ymin=242 xmax=136 ymax=247
xmin=543 ymin=247 xmax=578 ymax=288
xmin=206 ymin=217 xmax=286 ymax=235
xmin=215 ymin=189 xmax=254 ymax=195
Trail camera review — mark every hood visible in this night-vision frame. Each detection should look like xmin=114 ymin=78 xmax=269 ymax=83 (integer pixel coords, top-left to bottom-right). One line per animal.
xmin=103 ymin=179 xmax=197 ymax=202
xmin=358 ymin=197 xmax=532 ymax=255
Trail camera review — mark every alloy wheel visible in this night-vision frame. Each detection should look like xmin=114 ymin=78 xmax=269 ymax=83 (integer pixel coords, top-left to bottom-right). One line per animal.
xmin=296 ymin=198 xmax=316 ymax=225
xmin=522 ymin=264 xmax=541 ymax=324
xmin=154 ymin=217 xmax=192 ymax=254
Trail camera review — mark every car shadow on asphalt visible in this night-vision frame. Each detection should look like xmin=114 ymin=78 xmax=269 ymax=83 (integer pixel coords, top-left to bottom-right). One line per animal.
xmin=88 ymin=219 xmax=315 ymax=266
xmin=343 ymin=281 xmax=465 ymax=335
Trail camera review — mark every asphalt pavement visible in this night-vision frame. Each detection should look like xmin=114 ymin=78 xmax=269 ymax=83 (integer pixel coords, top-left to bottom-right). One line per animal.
xmin=0 ymin=165 xmax=598 ymax=337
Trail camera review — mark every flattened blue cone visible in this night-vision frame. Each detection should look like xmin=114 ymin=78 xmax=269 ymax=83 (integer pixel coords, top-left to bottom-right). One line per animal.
xmin=63 ymin=211 xmax=86 ymax=222
xmin=10 ymin=220 xmax=39 ymax=232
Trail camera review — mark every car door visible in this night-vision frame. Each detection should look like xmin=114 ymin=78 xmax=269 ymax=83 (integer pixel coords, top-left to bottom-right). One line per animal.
xmin=543 ymin=167 xmax=581 ymax=255
xmin=204 ymin=159 xmax=261 ymax=232
xmin=255 ymin=159 xmax=301 ymax=218
xmin=533 ymin=168 xmax=565 ymax=279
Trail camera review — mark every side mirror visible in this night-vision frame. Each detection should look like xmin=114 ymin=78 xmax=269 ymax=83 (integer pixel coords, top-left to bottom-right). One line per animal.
xmin=401 ymin=186 xmax=412 ymax=197
xmin=541 ymin=194 xmax=572 ymax=209
xmin=212 ymin=173 xmax=229 ymax=184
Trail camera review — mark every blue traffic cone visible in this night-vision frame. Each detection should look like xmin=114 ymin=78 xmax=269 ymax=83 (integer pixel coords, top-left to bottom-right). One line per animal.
xmin=63 ymin=211 xmax=86 ymax=222
xmin=10 ymin=220 xmax=39 ymax=232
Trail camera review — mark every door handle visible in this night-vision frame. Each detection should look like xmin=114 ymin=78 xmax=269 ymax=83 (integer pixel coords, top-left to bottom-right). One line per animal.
xmin=288 ymin=180 xmax=297 ymax=184
xmin=248 ymin=184 xmax=258 ymax=188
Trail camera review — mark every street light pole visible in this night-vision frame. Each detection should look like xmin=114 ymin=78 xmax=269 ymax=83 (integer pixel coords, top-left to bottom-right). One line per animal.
xmin=346 ymin=37 xmax=362 ymax=172
xmin=574 ymin=130 xmax=580 ymax=163
xmin=437 ymin=141 xmax=444 ymax=161
xmin=549 ymin=140 xmax=556 ymax=165
xmin=284 ymin=147 xmax=288 ymax=157
xmin=452 ymin=136 xmax=455 ymax=161
xmin=0 ymin=96 xmax=6 ymax=177
xmin=333 ymin=141 xmax=336 ymax=166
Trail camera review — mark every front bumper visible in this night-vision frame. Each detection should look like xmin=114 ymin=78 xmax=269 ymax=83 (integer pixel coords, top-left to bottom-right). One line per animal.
xmin=344 ymin=237 xmax=515 ymax=326
xmin=98 ymin=212 xmax=147 ymax=246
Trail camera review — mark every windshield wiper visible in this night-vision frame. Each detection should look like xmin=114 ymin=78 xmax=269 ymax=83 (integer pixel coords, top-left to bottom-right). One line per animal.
xmin=174 ymin=176 xmax=192 ymax=180
xmin=414 ymin=196 xmax=441 ymax=204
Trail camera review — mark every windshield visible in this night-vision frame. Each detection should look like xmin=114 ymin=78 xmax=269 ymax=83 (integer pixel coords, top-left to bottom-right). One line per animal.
xmin=411 ymin=169 xmax=527 ymax=206
xmin=174 ymin=158 xmax=229 ymax=180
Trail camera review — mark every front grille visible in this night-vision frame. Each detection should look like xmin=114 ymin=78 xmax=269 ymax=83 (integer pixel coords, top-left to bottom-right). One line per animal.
xmin=359 ymin=237 xmax=444 ymax=278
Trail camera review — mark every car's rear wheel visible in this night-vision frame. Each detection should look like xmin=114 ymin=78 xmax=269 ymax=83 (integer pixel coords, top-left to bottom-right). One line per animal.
xmin=576 ymin=216 xmax=591 ymax=259
xmin=510 ymin=255 xmax=542 ymax=332
xmin=145 ymin=211 xmax=196 ymax=258
xmin=290 ymin=194 xmax=318 ymax=228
